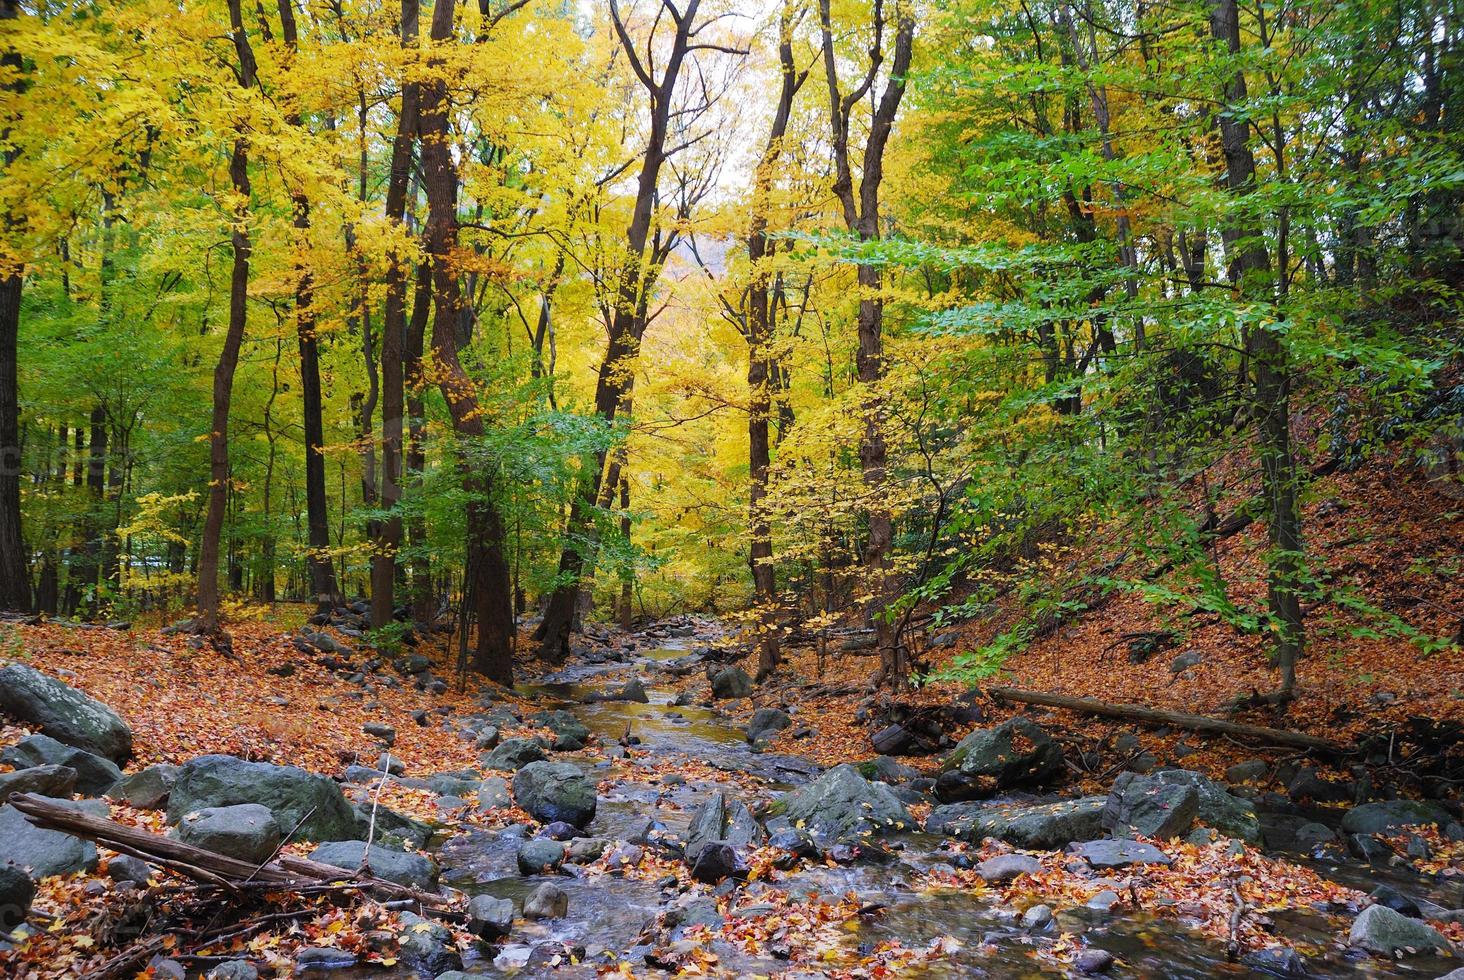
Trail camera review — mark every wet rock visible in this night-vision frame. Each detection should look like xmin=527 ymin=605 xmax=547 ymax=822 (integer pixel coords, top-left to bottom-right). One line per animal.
xmin=396 ymin=911 xmax=461 ymax=973
xmin=466 ymin=893 xmax=514 ymax=940
xmin=1086 ymin=890 xmax=1121 ymax=912
xmin=1102 ymin=771 xmax=1199 ymax=839
xmin=770 ymin=763 xmax=912 ymax=844
xmin=529 ymin=710 xmax=591 ymax=751
xmin=512 ymin=761 xmax=597 ymax=828
xmin=605 ymin=843 xmax=643 ymax=868
xmin=1074 ymin=948 xmax=1115 ymax=974
xmin=109 ymin=763 xmax=179 ymax=809
xmin=107 ymin=855 xmax=153 ymax=885
xmin=0 ymin=663 xmax=133 ymax=762
xmin=481 ymin=737 xmax=548 ymax=772
xmin=178 ymin=804 xmax=281 ymax=864
xmin=710 ymin=666 xmax=753 ymax=699
xmin=865 ymin=755 xmax=919 ymax=783
xmin=1240 ymin=946 xmax=1308 ymax=977
xmin=1370 ymin=885 xmax=1421 ymax=918
xmin=1021 ymin=903 xmax=1053 ymax=929
xmin=310 ymin=841 xmax=438 ymax=890
xmin=767 ymin=828 xmax=819 ymax=868
xmin=169 ymin=755 xmax=359 ymax=841
xmin=1294 ymin=822 xmax=1336 ymax=851
xmin=976 ymin=853 xmax=1041 ymax=883
xmin=1287 ymin=767 xmax=1350 ymax=804
xmin=596 ymin=678 xmax=649 ymax=703
xmin=1225 ymin=760 xmax=1269 ymax=784
xmin=477 ymin=776 xmax=512 ymax=810
xmin=0 ymin=865 xmax=35 ymax=929
xmin=1348 ymin=832 xmax=1394 ymax=863
xmin=684 ymin=791 xmax=764 ymax=862
xmin=206 ymin=961 xmax=258 ymax=980
xmin=523 ymin=882 xmax=569 ymax=919
xmin=0 ymin=798 xmax=100 ymax=878
xmin=926 ymin=796 xmax=1106 ymax=850
xmin=1348 ymin=903 xmax=1452 ymax=956
xmin=1069 ymin=839 xmax=1171 ymax=868
xmin=539 ymin=820 xmax=579 ymax=841
xmin=746 ymin=708 xmax=792 ymax=742
xmin=1 ymin=734 xmax=122 ymax=796
xmin=689 ymin=841 xmax=743 ymax=883
xmin=0 ymin=764 xmax=77 ymax=799
xmin=937 ymin=718 xmax=1063 ymax=801
xmin=565 ymin=837 xmax=608 ymax=863
xmin=517 ymin=838 xmax=566 ymax=875
xmin=1341 ymin=800 xmax=1453 ymax=835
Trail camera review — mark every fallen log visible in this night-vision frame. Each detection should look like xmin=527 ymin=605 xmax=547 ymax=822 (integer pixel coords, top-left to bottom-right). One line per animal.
xmin=7 ymin=792 xmax=452 ymax=906
xmin=984 ymin=687 xmax=1349 ymax=754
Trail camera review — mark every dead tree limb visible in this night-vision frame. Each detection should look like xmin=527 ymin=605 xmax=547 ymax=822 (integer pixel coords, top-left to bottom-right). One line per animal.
xmin=8 ymin=793 xmax=452 ymax=906
xmin=984 ymin=687 xmax=1348 ymax=754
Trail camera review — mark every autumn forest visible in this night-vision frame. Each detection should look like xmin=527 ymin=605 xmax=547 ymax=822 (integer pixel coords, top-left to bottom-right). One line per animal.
xmin=0 ymin=0 xmax=1462 ymax=975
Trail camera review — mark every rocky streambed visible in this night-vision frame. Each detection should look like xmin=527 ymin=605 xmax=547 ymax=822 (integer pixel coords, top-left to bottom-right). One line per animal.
xmin=1 ymin=618 xmax=1462 ymax=978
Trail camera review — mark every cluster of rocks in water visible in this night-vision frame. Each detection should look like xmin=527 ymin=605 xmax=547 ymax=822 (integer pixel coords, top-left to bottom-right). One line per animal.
xmin=3 ymin=626 xmax=1464 ymax=977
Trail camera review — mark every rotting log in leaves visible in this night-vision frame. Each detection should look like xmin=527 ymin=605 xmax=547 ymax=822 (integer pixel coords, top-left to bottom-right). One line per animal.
xmin=984 ymin=688 xmax=1348 ymax=754
xmin=7 ymin=793 xmax=453 ymax=906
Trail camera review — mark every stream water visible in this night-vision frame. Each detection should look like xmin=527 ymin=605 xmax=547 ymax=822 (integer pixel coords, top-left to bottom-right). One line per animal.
xmin=388 ymin=628 xmax=1460 ymax=978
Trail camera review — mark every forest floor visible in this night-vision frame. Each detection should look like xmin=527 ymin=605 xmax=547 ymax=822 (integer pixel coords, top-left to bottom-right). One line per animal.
xmin=0 ymin=446 xmax=1461 ymax=977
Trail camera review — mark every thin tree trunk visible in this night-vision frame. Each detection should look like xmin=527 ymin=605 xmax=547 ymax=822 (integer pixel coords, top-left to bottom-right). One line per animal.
xmin=535 ymin=0 xmax=703 ymax=660
xmin=818 ymin=0 xmax=915 ymax=688
xmin=277 ymin=0 xmax=340 ymax=611
xmin=1210 ymin=0 xmax=1303 ymax=698
xmin=0 ymin=0 xmax=24 ymax=610
xmin=195 ymin=0 xmax=257 ymax=639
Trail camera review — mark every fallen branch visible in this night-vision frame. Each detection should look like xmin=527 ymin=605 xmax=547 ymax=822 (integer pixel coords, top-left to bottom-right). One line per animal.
xmin=984 ymin=687 xmax=1349 ymax=754
xmin=7 ymin=793 xmax=452 ymax=907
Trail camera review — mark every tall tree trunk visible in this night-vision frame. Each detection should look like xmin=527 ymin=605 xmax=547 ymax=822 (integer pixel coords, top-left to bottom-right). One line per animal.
xmin=536 ymin=0 xmax=703 ymax=660
xmin=0 ymin=0 xmax=32 ymax=611
xmin=405 ymin=259 xmax=434 ymax=622
xmin=420 ymin=0 xmax=514 ymax=684
xmin=370 ymin=0 xmax=419 ymax=631
xmin=277 ymin=0 xmax=340 ymax=611
xmin=746 ymin=2 xmax=805 ymax=679
xmin=1210 ymin=0 xmax=1303 ymax=698
xmin=818 ymin=0 xmax=915 ymax=688
xmin=195 ymin=0 xmax=257 ymax=639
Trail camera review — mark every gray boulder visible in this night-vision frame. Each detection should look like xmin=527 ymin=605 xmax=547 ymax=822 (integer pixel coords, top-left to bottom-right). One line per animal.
xmin=1348 ymin=903 xmax=1453 ymax=957
xmin=690 ymin=841 xmax=743 ymax=883
xmin=771 ymin=763 xmax=912 ymax=844
xmin=516 ymin=838 xmax=566 ymax=875
xmin=0 ymin=798 xmax=100 ymax=878
xmin=178 ymin=804 xmax=281 ymax=864
xmin=976 ymin=853 xmax=1041 ymax=883
xmin=349 ymin=802 xmax=433 ymax=849
xmin=926 ymin=797 xmax=1106 ymax=850
xmin=1070 ymin=839 xmax=1171 ymax=868
xmin=309 ymin=841 xmax=438 ymax=890
xmin=512 ymin=762 xmax=597 ymax=828
xmin=746 ymin=708 xmax=792 ymax=742
xmin=710 ymin=666 xmax=753 ymax=699
xmin=1341 ymin=801 xmax=1453 ymax=836
xmin=684 ymin=791 xmax=764 ymax=862
xmin=0 ymin=764 xmax=77 ymax=799
xmin=481 ymin=737 xmax=548 ymax=772
xmin=107 ymin=855 xmax=153 ymax=885
xmin=1102 ymin=771 xmax=1199 ymax=839
xmin=109 ymin=763 xmax=179 ymax=809
xmin=0 ymin=864 xmax=35 ymax=929
xmin=466 ymin=894 xmax=514 ymax=940
xmin=168 ymin=755 xmax=359 ymax=841
xmin=523 ymin=882 xmax=568 ymax=919
xmin=529 ymin=710 xmax=591 ymax=751
xmin=0 ymin=663 xmax=133 ymax=763
xmin=395 ymin=910 xmax=461 ymax=974
xmin=477 ymin=776 xmax=512 ymax=810
xmin=937 ymin=718 xmax=1062 ymax=800
xmin=1 ymin=734 xmax=122 ymax=796
xmin=1154 ymin=769 xmax=1261 ymax=843
xmin=206 ymin=963 xmax=258 ymax=980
